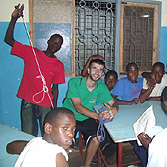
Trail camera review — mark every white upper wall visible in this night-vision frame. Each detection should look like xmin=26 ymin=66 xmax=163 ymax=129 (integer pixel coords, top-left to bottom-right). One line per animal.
xmin=153 ymin=0 xmax=167 ymax=26
xmin=1 ymin=0 xmax=29 ymax=22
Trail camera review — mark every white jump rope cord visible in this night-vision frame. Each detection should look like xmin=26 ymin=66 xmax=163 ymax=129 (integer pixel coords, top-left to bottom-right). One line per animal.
xmin=22 ymin=16 xmax=54 ymax=108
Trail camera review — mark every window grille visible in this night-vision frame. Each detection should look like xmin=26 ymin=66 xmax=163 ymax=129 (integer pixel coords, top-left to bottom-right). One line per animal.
xmin=75 ymin=0 xmax=116 ymax=75
xmin=120 ymin=2 xmax=159 ymax=74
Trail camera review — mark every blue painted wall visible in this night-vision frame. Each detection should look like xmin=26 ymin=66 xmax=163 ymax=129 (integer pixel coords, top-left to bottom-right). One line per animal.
xmin=160 ymin=27 xmax=167 ymax=71
xmin=0 ymin=22 xmax=29 ymax=129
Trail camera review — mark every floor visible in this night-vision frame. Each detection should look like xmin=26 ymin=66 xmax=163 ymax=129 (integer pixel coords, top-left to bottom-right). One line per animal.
xmin=68 ymin=142 xmax=141 ymax=167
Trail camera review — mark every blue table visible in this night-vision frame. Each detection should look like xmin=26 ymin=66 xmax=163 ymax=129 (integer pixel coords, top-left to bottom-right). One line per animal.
xmin=0 ymin=123 xmax=34 ymax=167
xmin=94 ymin=101 xmax=167 ymax=167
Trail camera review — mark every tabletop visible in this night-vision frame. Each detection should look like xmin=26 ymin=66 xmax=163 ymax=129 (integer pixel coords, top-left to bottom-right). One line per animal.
xmin=0 ymin=123 xmax=34 ymax=167
xmin=94 ymin=101 xmax=167 ymax=143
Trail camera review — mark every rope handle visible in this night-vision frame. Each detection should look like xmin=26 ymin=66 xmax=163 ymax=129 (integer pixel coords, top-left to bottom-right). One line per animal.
xmin=97 ymin=106 xmax=114 ymax=142
xmin=19 ymin=10 xmax=54 ymax=108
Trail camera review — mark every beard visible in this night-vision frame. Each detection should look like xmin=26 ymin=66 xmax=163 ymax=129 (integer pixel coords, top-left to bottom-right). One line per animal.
xmin=89 ymin=73 xmax=100 ymax=82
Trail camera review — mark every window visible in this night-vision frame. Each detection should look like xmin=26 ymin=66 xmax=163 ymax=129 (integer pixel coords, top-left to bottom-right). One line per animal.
xmin=75 ymin=0 xmax=161 ymax=76
xmin=120 ymin=2 xmax=159 ymax=74
xmin=75 ymin=0 xmax=116 ymax=75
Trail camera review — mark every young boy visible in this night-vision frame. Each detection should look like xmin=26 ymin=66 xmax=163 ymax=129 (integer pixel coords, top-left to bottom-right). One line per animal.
xmin=140 ymin=62 xmax=167 ymax=103
xmin=111 ymin=63 xmax=143 ymax=105
xmin=6 ymin=107 xmax=76 ymax=167
xmin=4 ymin=4 xmax=65 ymax=136
xmin=104 ymin=70 xmax=118 ymax=93
xmin=136 ymin=87 xmax=167 ymax=167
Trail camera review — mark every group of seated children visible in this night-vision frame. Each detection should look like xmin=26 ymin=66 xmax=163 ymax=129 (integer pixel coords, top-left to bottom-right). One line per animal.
xmin=105 ymin=61 xmax=167 ymax=106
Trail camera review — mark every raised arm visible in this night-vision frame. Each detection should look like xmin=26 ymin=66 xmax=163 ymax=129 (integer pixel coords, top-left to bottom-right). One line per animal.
xmin=81 ymin=55 xmax=104 ymax=77
xmin=4 ymin=4 xmax=24 ymax=47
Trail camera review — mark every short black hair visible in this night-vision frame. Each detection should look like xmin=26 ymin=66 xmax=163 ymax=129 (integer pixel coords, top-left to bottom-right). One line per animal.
xmin=89 ymin=59 xmax=105 ymax=68
xmin=162 ymin=86 xmax=167 ymax=102
xmin=105 ymin=70 xmax=118 ymax=79
xmin=152 ymin=62 xmax=165 ymax=71
xmin=44 ymin=107 xmax=75 ymax=126
xmin=49 ymin=34 xmax=63 ymax=45
xmin=126 ymin=62 xmax=138 ymax=72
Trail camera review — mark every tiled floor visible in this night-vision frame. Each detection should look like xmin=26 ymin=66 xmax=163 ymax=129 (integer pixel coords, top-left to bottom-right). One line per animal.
xmin=68 ymin=142 xmax=141 ymax=167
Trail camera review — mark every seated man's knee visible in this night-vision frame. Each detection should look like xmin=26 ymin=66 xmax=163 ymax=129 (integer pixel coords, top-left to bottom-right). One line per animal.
xmin=91 ymin=136 xmax=100 ymax=145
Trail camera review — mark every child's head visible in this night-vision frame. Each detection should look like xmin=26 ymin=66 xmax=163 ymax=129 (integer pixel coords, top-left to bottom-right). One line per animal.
xmin=104 ymin=70 xmax=118 ymax=91
xmin=151 ymin=62 xmax=165 ymax=84
xmin=43 ymin=107 xmax=76 ymax=150
xmin=126 ymin=63 xmax=139 ymax=83
xmin=47 ymin=34 xmax=63 ymax=53
xmin=161 ymin=86 xmax=167 ymax=113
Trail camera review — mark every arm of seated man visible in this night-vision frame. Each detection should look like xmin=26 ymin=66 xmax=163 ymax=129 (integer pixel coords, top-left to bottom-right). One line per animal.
xmin=103 ymin=100 xmax=119 ymax=119
xmin=71 ymin=97 xmax=99 ymax=120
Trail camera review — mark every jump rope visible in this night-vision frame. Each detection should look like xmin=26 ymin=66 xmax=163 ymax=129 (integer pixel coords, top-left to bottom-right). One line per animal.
xmin=15 ymin=5 xmax=54 ymax=109
xmin=97 ymin=106 xmax=114 ymax=142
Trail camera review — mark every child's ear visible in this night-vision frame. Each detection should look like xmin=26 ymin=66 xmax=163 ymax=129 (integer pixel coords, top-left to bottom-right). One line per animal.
xmin=44 ymin=123 xmax=52 ymax=134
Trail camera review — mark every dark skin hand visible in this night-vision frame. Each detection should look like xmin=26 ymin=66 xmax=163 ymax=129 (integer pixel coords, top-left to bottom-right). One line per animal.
xmin=81 ymin=55 xmax=104 ymax=77
xmin=141 ymin=72 xmax=156 ymax=88
xmin=4 ymin=4 xmax=24 ymax=47
xmin=137 ymin=132 xmax=152 ymax=150
xmin=145 ymin=74 xmax=156 ymax=89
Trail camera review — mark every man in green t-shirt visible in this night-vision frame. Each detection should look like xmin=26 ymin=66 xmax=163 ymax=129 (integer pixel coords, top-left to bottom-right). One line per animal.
xmin=63 ymin=59 xmax=118 ymax=167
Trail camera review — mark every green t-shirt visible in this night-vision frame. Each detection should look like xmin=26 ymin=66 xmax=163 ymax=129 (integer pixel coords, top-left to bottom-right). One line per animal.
xmin=63 ymin=77 xmax=113 ymax=121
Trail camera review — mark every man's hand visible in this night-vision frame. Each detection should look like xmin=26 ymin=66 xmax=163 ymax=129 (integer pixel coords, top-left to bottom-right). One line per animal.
xmin=137 ymin=132 xmax=152 ymax=149
xmin=12 ymin=4 xmax=24 ymax=19
xmin=101 ymin=102 xmax=118 ymax=120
